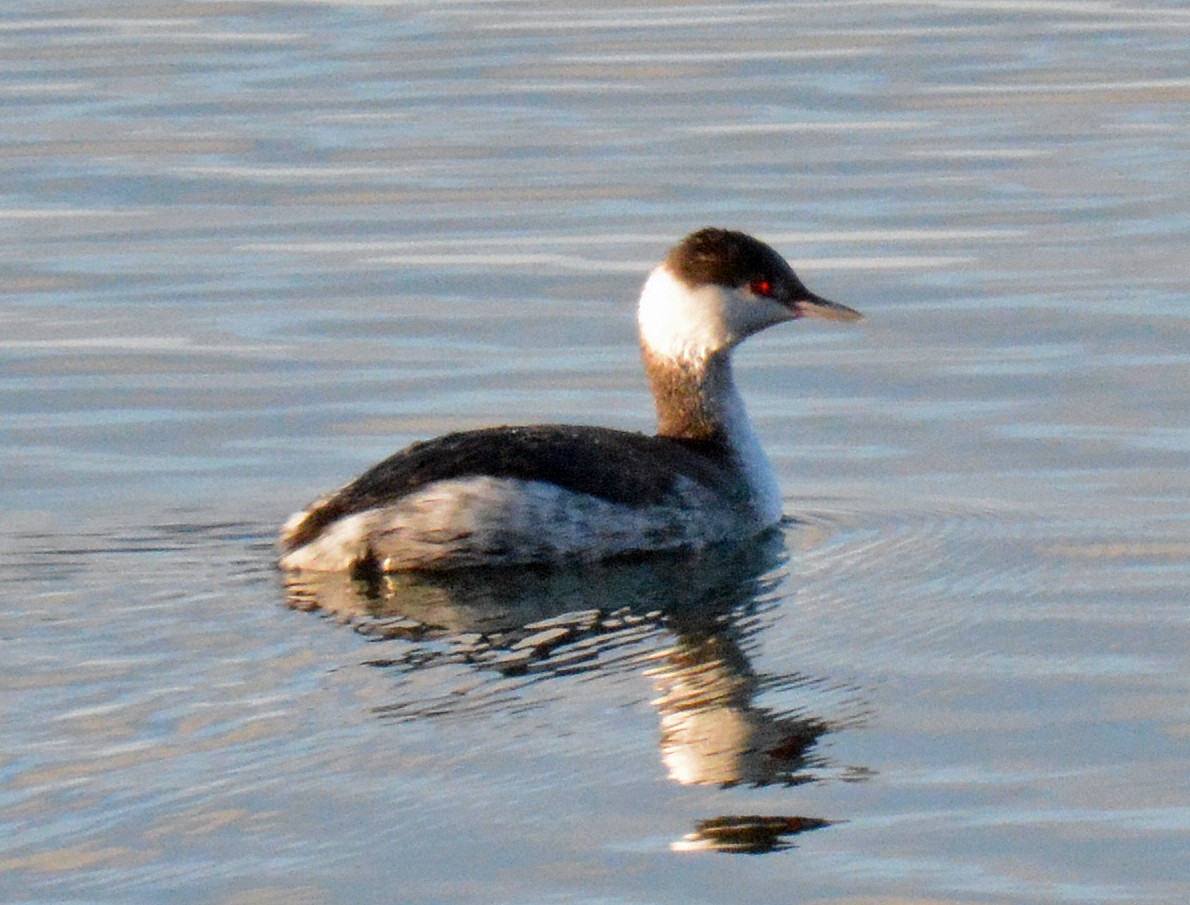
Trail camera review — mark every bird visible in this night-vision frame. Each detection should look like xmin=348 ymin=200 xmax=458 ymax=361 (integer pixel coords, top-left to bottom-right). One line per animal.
xmin=278 ymin=228 xmax=862 ymax=573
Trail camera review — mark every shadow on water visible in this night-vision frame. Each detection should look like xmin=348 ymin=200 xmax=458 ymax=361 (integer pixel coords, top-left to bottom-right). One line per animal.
xmin=284 ymin=532 xmax=872 ymax=854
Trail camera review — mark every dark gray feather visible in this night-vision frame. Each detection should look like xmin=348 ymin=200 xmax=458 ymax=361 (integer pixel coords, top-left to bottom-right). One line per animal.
xmin=282 ymin=425 xmax=739 ymax=552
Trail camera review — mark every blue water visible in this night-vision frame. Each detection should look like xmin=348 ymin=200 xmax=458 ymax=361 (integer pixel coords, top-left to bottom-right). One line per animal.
xmin=3 ymin=2 xmax=1188 ymax=903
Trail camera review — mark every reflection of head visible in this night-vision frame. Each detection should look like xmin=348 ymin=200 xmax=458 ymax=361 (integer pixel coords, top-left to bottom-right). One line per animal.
xmin=651 ymin=633 xmax=829 ymax=787
xmin=672 ymin=815 xmax=832 ymax=854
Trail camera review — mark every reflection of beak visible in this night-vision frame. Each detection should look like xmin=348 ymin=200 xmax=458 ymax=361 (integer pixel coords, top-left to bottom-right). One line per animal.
xmin=793 ymin=292 xmax=864 ymax=323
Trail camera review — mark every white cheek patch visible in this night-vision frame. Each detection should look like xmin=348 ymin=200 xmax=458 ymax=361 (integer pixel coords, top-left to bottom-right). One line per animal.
xmin=637 ymin=267 xmax=794 ymax=361
xmin=637 ymin=267 xmax=732 ymax=361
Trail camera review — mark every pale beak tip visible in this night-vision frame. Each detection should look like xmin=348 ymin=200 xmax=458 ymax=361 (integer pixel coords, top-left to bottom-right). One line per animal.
xmin=793 ymin=295 xmax=865 ymax=323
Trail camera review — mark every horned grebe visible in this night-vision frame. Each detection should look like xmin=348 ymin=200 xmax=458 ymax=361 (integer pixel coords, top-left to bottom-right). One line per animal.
xmin=279 ymin=228 xmax=862 ymax=573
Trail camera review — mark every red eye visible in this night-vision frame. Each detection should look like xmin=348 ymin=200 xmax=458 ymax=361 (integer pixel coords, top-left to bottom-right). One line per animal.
xmin=750 ymin=279 xmax=773 ymax=297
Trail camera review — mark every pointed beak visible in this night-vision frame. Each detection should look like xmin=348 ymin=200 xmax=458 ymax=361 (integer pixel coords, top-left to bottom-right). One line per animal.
xmin=792 ymin=292 xmax=864 ymax=323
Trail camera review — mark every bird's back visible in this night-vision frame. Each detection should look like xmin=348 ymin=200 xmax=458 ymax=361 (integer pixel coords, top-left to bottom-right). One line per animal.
xmin=279 ymin=424 xmax=745 ymax=570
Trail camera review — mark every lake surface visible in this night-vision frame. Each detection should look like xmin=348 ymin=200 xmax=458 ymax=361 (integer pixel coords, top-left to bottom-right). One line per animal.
xmin=3 ymin=1 xmax=1188 ymax=903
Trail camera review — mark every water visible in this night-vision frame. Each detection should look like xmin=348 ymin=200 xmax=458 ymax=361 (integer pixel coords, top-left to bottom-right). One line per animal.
xmin=3 ymin=1 xmax=1188 ymax=902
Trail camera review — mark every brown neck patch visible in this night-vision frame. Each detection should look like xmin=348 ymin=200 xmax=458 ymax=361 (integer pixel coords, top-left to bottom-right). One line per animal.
xmin=642 ymin=346 xmax=734 ymax=442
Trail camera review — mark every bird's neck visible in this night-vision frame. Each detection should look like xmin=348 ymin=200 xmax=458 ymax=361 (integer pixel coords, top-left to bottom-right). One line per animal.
xmin=643 ymin=347 xmax=736 ymax=443
xmin=643 ymin=346 xmax=783 ymax=523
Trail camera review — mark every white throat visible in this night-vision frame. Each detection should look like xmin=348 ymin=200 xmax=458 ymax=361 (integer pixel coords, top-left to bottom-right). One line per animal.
xmin=707 ymin=361 xmax=784 ymax=525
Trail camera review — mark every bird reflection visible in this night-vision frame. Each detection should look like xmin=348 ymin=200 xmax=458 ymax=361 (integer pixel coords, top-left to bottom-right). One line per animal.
xmin=650 ymin=627 xmax=830 ymax=788
xmin=672 ymin=815 xmax=833 ymax=854
xmin=283 ymin=531 xmax=868 ymax=852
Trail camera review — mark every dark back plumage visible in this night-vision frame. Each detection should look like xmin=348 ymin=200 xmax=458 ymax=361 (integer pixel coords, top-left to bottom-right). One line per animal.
xmin=280 ymin=424 xmax=738 ymax=553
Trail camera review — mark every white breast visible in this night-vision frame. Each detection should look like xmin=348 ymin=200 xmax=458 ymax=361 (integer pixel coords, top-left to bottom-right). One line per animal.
xmin=714 ymin=379 xmax=784 ymax=526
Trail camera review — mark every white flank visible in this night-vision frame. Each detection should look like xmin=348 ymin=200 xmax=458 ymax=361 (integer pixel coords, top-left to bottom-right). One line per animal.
xmin=280 ymin=476 xmax=748 ymax=573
